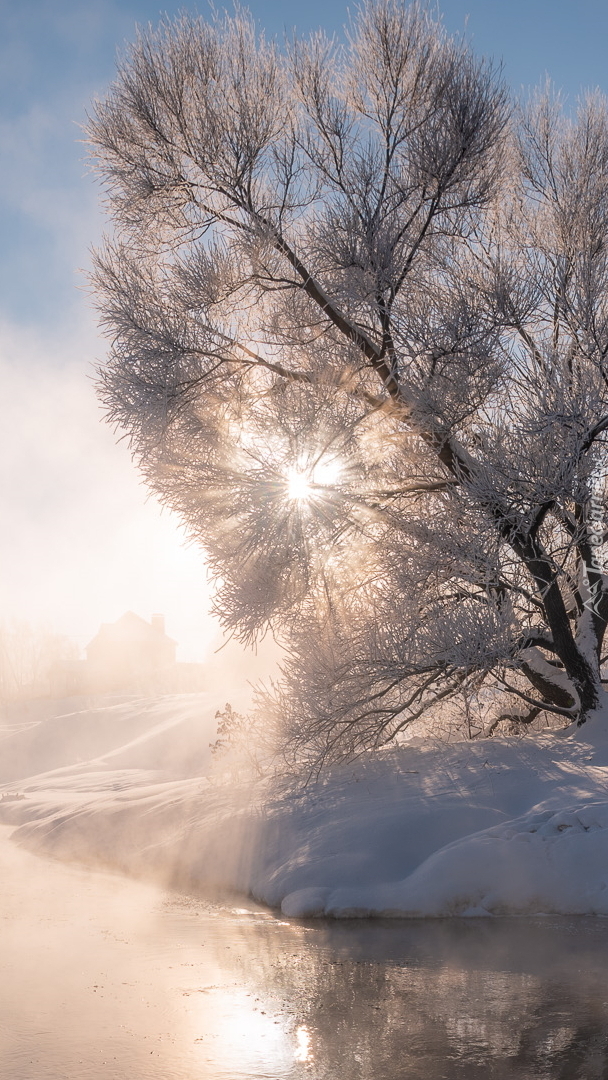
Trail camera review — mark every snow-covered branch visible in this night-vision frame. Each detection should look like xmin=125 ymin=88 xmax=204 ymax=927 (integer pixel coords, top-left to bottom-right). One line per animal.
xmin=88 ymin=1 xmax=608 ymax=766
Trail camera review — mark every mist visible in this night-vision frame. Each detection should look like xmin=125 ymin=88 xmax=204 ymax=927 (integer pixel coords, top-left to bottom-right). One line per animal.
xmin=7 ymin=3 xmax=608 ymax=1078
xmin=0 ymin=318 xmax=218 ymax=658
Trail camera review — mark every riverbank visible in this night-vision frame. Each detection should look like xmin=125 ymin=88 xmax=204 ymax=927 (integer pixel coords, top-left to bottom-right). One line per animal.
xmin=3 ymin=694 xmax=608 ymax=917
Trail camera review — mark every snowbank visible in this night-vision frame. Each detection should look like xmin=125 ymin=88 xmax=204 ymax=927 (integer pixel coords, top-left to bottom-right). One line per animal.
xmin=3 ymin=695 xmax=608 ymax=918
xmin=282 ymin=804 xmax=608 ymax=918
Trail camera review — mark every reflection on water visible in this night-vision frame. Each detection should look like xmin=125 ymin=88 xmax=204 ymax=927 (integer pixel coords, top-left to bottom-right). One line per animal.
xmin=2 ymin=828 xmax=608 ymax=1079
xmin=294 ymin=1026 xmax=312 ymax=1063
xmin=198 ymin=912 xmax=608 ymax=1080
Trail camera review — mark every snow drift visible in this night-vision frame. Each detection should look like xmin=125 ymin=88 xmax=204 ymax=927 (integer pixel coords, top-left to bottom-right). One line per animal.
xmin=3 ymin=695 xmax=608 ymax=918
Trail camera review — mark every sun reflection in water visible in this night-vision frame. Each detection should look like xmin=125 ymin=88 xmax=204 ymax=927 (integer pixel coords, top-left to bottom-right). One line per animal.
xmin=294 ymin=1024 xmax=313 ymax=1062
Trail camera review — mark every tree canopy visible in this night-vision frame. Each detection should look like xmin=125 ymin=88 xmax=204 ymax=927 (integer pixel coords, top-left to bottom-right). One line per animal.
xmin=88 ymin=1 xmax=608 ymax=766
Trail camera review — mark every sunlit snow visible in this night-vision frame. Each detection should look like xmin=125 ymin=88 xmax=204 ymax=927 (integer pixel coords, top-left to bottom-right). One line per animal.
xmin=4 ymin=695 xmax=608 ymax=919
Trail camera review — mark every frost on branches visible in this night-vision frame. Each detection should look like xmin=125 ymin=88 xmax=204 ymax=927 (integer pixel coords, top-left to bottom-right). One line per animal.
xmin=88 ymin=1 xmax=608 ymax=768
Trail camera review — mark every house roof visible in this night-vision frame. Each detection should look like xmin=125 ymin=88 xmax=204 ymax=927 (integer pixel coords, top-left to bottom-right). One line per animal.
xmin=85 ymin=611 xmax=177 ymax=653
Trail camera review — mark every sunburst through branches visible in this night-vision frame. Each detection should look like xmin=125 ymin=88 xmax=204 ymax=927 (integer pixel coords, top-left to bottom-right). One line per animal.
xmin=285 ymin=458 xmax=343 ymax=504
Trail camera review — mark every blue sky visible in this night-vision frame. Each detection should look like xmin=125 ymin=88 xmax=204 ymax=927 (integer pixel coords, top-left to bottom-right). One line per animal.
xmin=2 ymin=0 xmax=608 ymax=329
xmin=1 ymin=0 xmax=608 ymax=656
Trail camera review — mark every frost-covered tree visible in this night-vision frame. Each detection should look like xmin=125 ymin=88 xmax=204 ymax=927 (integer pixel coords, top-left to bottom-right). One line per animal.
xmin=88 ymin=1 xmax=608 ymax=766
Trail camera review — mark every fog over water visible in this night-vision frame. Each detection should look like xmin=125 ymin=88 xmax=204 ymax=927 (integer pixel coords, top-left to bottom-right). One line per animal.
xmin=5 ymin=5 xmax=608 ymax=1079
xmin=3 ymin=824 xmax=608 ymax=1080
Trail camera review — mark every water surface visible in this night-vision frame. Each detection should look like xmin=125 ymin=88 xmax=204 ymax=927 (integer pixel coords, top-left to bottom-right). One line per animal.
xmin=2 ymin=826 xmax=608 ymax=1079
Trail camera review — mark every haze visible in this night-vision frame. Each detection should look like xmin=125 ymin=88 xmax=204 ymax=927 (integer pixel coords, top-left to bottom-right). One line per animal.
xmin=3 ymin=0 xmax=608 ymax=660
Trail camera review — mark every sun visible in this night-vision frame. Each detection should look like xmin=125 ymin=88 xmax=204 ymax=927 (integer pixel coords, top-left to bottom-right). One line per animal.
xmin=286 ymin=469 xmax=312 ymax=501
xmin=285 ymin=457 xmax=342 ymax=502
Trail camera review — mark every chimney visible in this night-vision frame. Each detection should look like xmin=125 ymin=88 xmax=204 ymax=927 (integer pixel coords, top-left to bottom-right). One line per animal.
xmin=151 ymin=613 xmax=165 ymax=635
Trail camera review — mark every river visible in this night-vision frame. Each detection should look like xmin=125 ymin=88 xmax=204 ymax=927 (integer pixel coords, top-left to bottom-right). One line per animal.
xmin=2 ymin=825 xmax=608 ymax=1079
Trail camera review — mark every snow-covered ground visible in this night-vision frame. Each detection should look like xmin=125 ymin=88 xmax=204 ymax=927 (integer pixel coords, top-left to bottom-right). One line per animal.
xmin=2 ymin=694 xmax=608 ymax=918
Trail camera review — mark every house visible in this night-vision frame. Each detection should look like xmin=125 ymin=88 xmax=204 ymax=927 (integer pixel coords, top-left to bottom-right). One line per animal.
xmin=84 ymin=611 xmax=178 ymax=693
